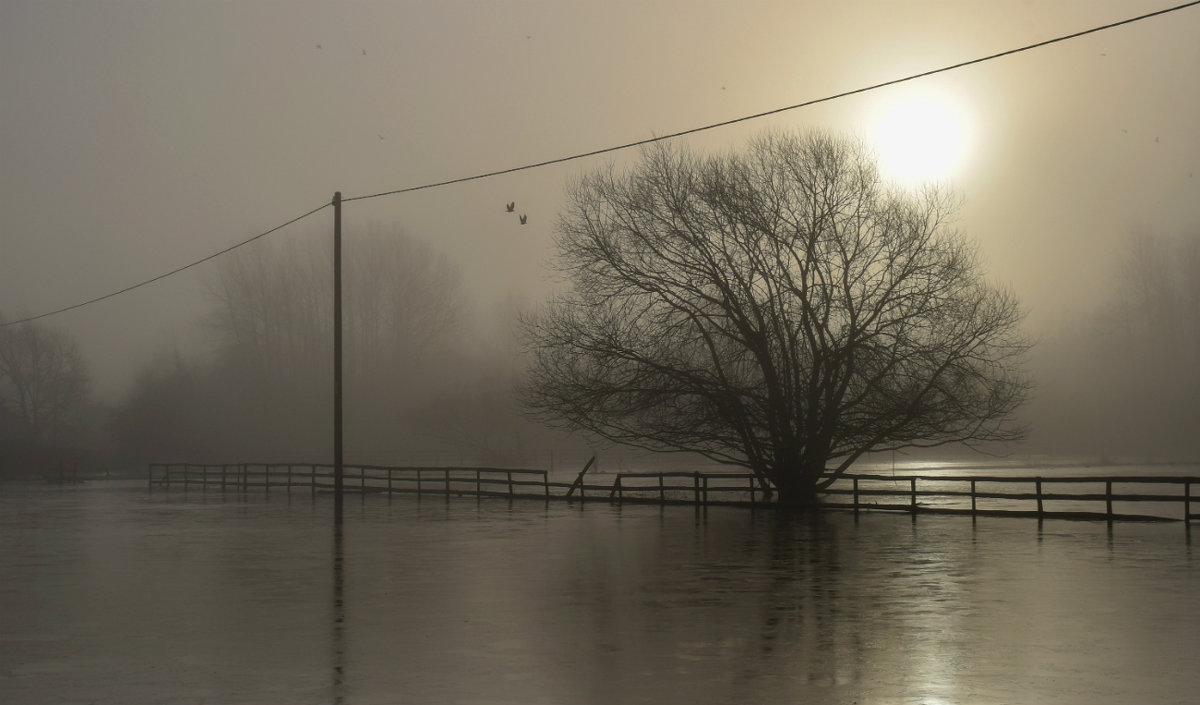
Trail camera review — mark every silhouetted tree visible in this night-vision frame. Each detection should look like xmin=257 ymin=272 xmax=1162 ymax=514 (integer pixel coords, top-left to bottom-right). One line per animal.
xmin=0 ymin=317 xmax=90 ymax=447
xmin=522 ymin=131 xmax=1030 ymax=505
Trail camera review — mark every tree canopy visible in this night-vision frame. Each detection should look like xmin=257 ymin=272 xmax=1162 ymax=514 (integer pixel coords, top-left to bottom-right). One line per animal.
xmin=521 ymin=131 xmax=1030 ymax=504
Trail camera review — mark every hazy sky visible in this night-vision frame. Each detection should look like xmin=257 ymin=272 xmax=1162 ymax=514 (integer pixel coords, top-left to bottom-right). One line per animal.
xmin=2 ymin=0 xmax=1197 ymax=399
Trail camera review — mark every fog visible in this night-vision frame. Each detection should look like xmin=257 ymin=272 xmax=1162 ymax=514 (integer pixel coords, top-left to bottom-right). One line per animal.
xmin=2 ymin=0 xmax=1198 ymax=464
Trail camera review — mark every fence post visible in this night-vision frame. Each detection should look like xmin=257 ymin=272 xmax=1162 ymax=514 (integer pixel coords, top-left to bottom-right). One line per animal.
xmin=693 ymin=472 xmax=700 ymax=504
xmin=476 ymin=469 xmax=482 ymax=497
xmin=543 ymin=471 xmax=550 ymax=502
xmin=853 ymin=477 xmax=859 ymax=514
xmin=311 ymin=465 xmax=317 ymax=497
xmin=909 ymin=478 xmax=917 ymax=513
xmin=659 ymin=474 xmax=665 ymax=503
xmin=749 ymin=475 xmax=756 ymax=504
xmin=1036 ymin=478 xmax=1043 ymax=516
xmin=507 ymin=470 xmax=513 ymax=498
xmin=388 ymin=468 xmax=393 ymax=496
xmin=265 ymin=465 xmax=270 ymax=495
xmin=703 ymin=475 xmax=709 ymax=505
xmin=445 ymin=470 xmax=451 ymax=496
xmin=1185 ymin=481 xmax=1191 ymax=525
xmin=361 ymin=466 xmax=366 ymax=494
xmin=566 ymin=456 xmax=596 ymax=500
xmin=287 ymin=464 xmax=292 ymax=493
xmin=1106 ymin=480 xmax=1113 ymax=520
xmin=417 ymin=468 xmax=423 ymax=496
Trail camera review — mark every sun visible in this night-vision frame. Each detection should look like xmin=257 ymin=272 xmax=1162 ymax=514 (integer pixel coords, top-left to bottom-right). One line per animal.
xmin=869 ymin=87 xmax=973 ymax=186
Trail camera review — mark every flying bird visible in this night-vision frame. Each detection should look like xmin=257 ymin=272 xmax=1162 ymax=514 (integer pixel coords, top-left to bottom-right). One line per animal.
xmin=505 ymin=202 xmax=515 ymax=212
xmin=519 ymin=214 xmax=528 ymax=225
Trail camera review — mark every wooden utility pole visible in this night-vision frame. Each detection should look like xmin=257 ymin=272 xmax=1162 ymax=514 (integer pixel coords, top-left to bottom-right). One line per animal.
xmin=333 ymin=191 xmax=344 ymax=519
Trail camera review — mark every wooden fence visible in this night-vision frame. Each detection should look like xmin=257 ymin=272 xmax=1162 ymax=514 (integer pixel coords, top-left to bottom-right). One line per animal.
xmin=147 ymin=463 xmax=1200 ymax=524
xmin=823 ymin=473 xmax=1199 ymax=524
xmin=148 ymin=463 xmax=556 ymax=500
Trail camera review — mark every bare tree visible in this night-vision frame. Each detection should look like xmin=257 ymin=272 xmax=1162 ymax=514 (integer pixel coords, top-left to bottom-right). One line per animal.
xmin=197 ymin=224 xmax=466 ymax=459
xmin=522 ymin=131 xmax=1029 ymax=505
xmin=206 ymin=225 xmax=463 ymax=381
xmin=0 ymin=317 xmax=90 ymax=446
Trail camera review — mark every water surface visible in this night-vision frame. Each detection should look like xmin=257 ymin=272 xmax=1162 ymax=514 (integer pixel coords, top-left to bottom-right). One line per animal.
xmin=1 ymin=483 xmax=1196 ymax=704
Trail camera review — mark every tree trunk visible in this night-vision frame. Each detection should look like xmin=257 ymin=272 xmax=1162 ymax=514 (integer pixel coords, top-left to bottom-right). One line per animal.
xmin=770 ymin=463 xmax=823 ymax=509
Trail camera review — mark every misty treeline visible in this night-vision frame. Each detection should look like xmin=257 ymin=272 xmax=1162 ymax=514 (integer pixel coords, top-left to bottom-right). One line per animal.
xmin=108 ymin=226 xmax=568 ymax=467
xmin=1031 ymin=229 xmax=1200 ymax=459
xmin=2 ymin=203 xmax=1196 ymax=479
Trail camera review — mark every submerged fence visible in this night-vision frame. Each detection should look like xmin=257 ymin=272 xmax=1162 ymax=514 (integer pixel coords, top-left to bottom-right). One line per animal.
xmin=148 ymin=463 xmax=556 ymax=501
xmin=823 ymin=473 xmax=1199 ymax=524
xmin=148 ymin=463 xmax=1200 ymax=525
xmin=145 ymin=462 xmax=766 ymax=507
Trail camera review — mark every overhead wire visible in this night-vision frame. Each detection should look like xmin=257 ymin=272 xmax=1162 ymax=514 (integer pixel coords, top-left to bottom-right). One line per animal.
xmin=5 ymin=0 xmax=1199 ymax=327
xmin=1 ymin=202 xmax=331 ymax=327
xmin=343 ymin=0 xmax=1200 ymax=203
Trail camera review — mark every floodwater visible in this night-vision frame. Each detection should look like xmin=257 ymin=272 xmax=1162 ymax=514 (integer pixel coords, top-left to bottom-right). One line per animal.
xmin=1 ymin=482 xmax=1197 ymax=705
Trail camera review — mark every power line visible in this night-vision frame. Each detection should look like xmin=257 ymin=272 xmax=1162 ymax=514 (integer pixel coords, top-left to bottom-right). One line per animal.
xmin=1 ymin=201 xmax=331 ymax=327
xmin=344 ymin=0 xmax=1200 ymax=203
xmin=6 ymin=1 xmax=1198 ymax=327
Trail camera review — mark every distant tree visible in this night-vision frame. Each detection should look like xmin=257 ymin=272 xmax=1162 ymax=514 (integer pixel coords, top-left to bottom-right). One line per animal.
xmin=198 ymin=225 xmax=466 ymax=460
xmin=1112 ymin=231 xmax=1199 ymax=354
xmin=206 ymin=225 xmax=462 ymax=383
xmin=521 ymin=131 xmax=1030 ymax=505
xmin=110 ymin=348 xmax=207 ymax=461
xmin=1044 ymin=229 xmax=1200 ymax=459
xmin=0 ymin=317 xmax=90 ymax=447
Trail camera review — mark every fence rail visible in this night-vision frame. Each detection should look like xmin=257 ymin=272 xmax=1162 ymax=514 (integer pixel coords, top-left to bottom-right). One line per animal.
xmin=148 ymin=463 xmax=557 ymax=501
xmin=823 ymin=473 xmax=1198 ymax=524
xmin=148 ymin=463 xmax=1198 ymax=524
